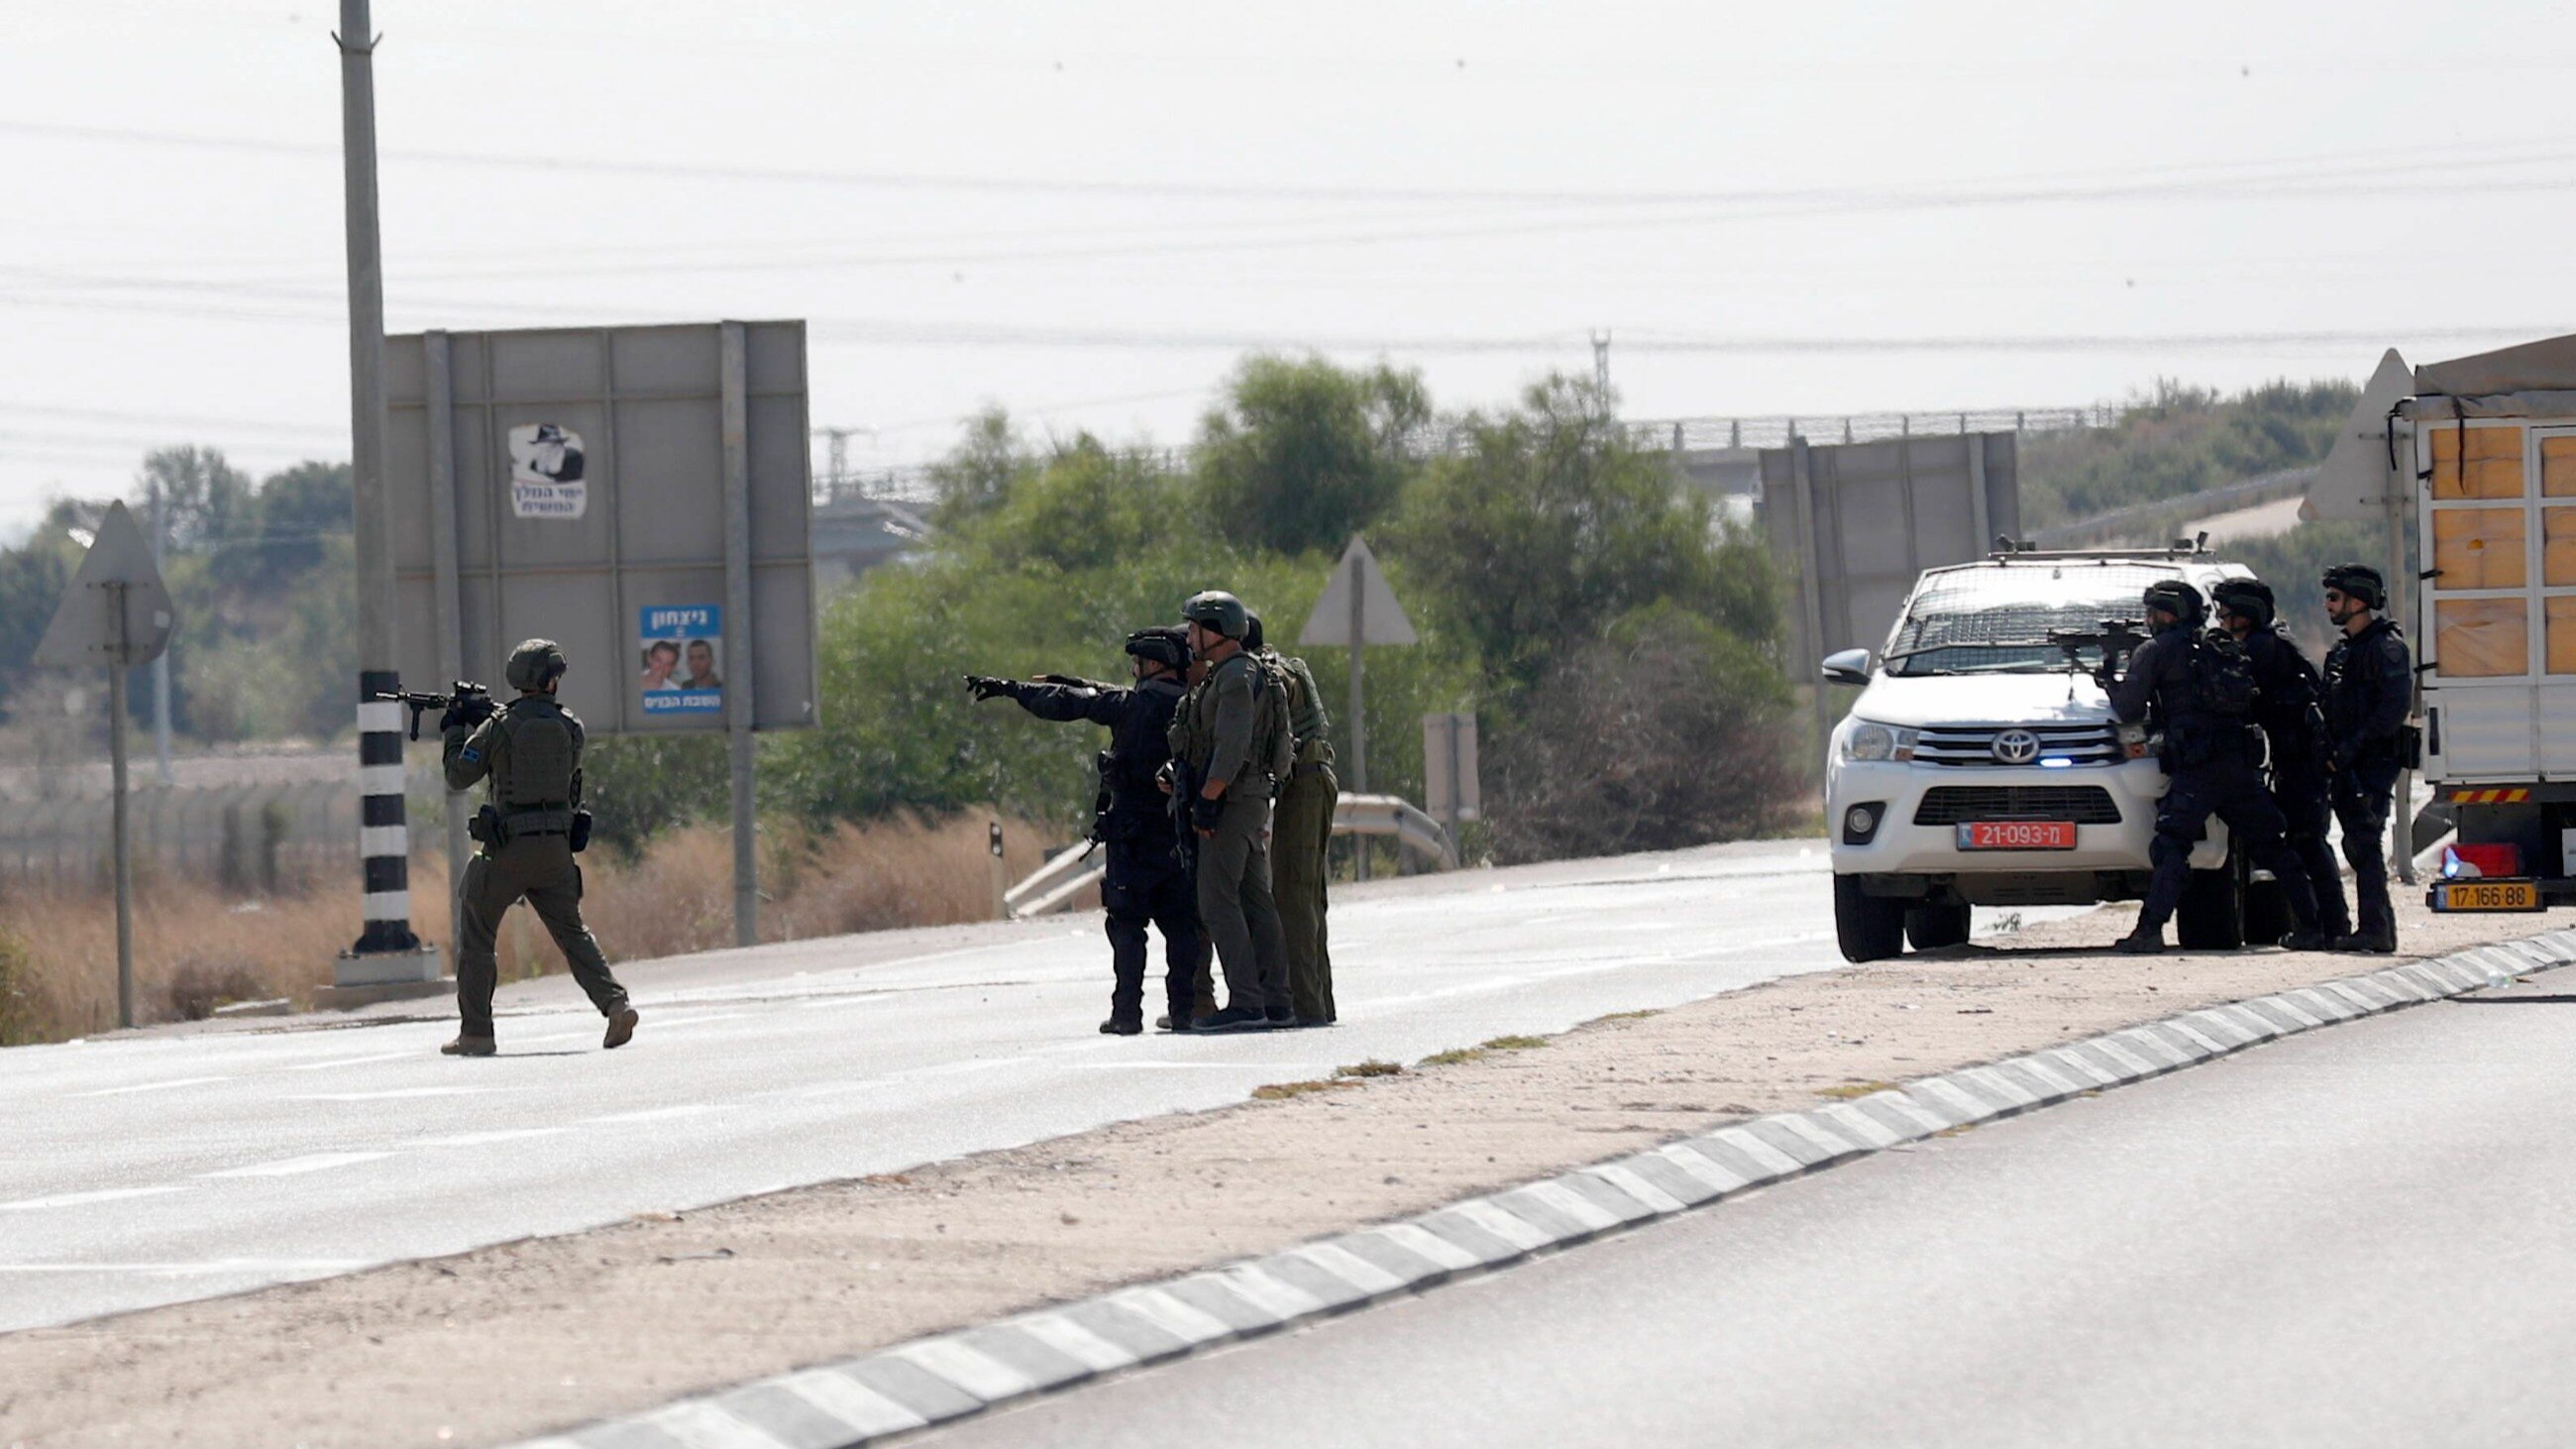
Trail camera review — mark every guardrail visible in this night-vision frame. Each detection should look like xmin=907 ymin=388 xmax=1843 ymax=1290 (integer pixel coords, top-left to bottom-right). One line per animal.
xmin=1002 ymin=793 xmax=1460 ymax=919
xmin=0 ymin=779 xmax=359 ymax=889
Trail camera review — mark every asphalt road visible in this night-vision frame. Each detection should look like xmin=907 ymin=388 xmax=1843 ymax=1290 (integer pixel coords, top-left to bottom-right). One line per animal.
xmin=920 ymin=979 xmax=2576 ymax=1449
xmin=0 ymin=839 xmax=1960 ymax=1333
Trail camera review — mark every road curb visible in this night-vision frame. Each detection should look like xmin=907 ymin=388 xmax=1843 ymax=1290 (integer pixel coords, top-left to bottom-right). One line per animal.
xmin=508 ymin=928 xmax=2576 ymax=1449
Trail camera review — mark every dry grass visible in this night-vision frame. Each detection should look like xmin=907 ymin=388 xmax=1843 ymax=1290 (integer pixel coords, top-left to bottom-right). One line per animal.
xmin=0 ymin=812 xmax=1069 ymax=1047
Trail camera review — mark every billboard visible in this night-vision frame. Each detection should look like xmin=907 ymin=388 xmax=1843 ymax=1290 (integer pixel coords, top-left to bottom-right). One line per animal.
xmin=384 ymin=321 xmax=816 ymax=734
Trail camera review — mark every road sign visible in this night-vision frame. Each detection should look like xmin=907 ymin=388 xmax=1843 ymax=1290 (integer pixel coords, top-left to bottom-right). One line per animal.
xmin=2304 ymin=350 xmax=2414 ymax=523
xmin=34 ymin=502 xmax=172 ymax=670
xmin=1300 ymin=536 xmax=1416 ymax=647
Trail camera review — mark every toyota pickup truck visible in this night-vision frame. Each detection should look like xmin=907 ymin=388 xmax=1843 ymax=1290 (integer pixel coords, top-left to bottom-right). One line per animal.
xmin=1823 ymin=543 xmax=2258 ymax=961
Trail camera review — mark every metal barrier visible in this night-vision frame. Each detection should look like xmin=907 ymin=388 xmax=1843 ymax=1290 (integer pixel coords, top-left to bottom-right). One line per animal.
xmin=0 ymin=776 xmax=367 ymax=888
xmin=1002 ymin=793 xmax=1458 ymax=919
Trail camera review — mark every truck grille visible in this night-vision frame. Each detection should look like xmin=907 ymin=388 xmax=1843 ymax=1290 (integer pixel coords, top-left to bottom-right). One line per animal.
xmin=1913 ymin=786 xmax=2122 ymax=826
xmin=1912 ymin=723 xmax=2122 ymax=767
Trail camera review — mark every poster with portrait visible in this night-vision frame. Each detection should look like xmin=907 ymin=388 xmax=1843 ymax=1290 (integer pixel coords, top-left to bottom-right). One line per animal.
xmin=639 ymin=604 xmax=723 ymax=716
xmin=507 ymin=422 xmax=589 ymax=519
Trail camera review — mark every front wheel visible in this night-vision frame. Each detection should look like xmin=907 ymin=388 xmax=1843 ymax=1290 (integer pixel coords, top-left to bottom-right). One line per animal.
xmin=1835 ymin=876 xmax=1907 ymax=962
xmin=2175 ymin=852 xmax=2246 ymax=949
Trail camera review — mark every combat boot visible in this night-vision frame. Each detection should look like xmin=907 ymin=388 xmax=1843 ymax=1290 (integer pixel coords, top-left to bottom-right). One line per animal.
xmin=2113 ymin=925 xmax=2167 ymax=954
xmin=441 ymin=1035 xmax=496 ymax=1058
xmin=2334 ymin=903 xmax=2398 ymax=953
xmin=1100 ymin=1016 xmax=1142 ymax=1036
xmin=602 ymin=1007 xmax=639 ymax=1049
xmin=2279 ymin=928 xmax=2332 ymax=951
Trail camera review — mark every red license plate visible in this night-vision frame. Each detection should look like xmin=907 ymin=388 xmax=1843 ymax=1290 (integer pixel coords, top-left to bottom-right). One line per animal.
xmin=1956 ymin=821 xmax=2078 ymax=850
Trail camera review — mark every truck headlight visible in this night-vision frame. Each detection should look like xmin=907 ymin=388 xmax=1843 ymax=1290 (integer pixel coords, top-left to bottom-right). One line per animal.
xmin=1841 ymin=722 xmax=1917 ymax=762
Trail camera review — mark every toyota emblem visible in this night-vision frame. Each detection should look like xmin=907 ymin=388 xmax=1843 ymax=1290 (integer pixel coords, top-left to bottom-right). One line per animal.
xmin=1991 ymin=728 xmax=2042 ymax=765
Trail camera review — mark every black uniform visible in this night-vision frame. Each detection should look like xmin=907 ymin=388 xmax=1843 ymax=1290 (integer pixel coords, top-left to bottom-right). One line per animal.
xmin=998 ymin=676 xmax=1204 ymax=1030
xmin=2323 ymin=616 xmax=2413 ymax=946
xmin=2239 ymin=623 xmax=2350 ymax=938
xmin=2110 ymin=623 xmax=2319 ymax=939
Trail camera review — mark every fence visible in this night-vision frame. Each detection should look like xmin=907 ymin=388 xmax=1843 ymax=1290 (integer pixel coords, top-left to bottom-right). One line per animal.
xmin=0 ymin=779 xmax=360 ymax=890
xmin=808 ymin=404 xmax=2116 ymax=506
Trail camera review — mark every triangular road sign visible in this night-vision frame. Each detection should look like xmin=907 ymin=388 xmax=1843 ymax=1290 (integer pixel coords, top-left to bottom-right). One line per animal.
xmin=2303 ymin=349 xmax=2412 ymax=522
xmin=1300 ymin=535 xmax=1417 ymax=648
xmin=34 ymin=501 xmax=174 ymax=668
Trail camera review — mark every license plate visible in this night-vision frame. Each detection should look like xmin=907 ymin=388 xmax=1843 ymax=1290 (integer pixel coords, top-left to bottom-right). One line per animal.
xmin=1955 ymin=821 xmax=2077 ymax=851
xmin=2434 ymin=879 xmax=2543 ymax=912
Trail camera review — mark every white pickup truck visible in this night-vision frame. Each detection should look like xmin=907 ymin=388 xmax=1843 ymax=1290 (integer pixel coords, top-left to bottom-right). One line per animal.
xmin=1823 ymin=544 xmax=2261 ymax=961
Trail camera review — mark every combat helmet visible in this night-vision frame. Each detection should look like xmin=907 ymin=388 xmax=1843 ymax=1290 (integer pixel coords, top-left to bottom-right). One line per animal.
xmin=1124 ymin=625 xmax=1190 ymax=672
xmin=2141 ymin=579 xmax=2203 ymax=626
xmin=505 ymin=637 xmax=569 ymax=692
xmin=2209 ymin=578 xmax=2276 ymax=629
xmin=2320 ymin=562 xmax=2386 ymax=612
xmin=1179 ymin=590 xmax=1249 ymax=640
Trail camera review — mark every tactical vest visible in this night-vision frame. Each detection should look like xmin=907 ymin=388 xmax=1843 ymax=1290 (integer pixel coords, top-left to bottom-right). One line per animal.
xmin=493 ymin=699 xmax=579 ymax=831
xmin=1261 ymin=647 xmax=1332 ymax=763
xmin=2189 ymin=629 xmax=2258 ymax=719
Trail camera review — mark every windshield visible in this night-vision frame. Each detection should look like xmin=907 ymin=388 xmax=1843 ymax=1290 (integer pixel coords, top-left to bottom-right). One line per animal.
xmin=1882 ymin=562 xmax=2185 ymax=676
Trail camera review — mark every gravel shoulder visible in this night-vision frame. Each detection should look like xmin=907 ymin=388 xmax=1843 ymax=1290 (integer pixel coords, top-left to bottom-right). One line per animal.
xmin=0 ymin=892 xmax=2548 ymax=1448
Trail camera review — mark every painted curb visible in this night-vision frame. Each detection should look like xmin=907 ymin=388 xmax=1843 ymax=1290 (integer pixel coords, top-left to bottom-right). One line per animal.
xmin=508 ymin=929 xmax=2576 ymax=1449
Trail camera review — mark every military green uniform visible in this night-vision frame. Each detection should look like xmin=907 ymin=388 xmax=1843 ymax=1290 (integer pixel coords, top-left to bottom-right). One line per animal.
xmin=442 ymin=694 xmax=627 ymax=1041
xmin=1260 ymin=646 xmax=1337 ymax=1024
xmin=1170 ymin=648 xmax=1294 ymax=1019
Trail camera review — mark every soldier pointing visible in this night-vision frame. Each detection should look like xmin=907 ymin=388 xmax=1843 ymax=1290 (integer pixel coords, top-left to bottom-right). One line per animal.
xmin=440 ymin=638 xmax=639 ymax=1057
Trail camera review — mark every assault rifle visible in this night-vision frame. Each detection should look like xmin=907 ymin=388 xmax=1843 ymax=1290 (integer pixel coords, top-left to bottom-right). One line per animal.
xmin=375 ymin=680 xmax=491 ymax=740
xmin=2045 ymin=617 xmax=2150 ymax=689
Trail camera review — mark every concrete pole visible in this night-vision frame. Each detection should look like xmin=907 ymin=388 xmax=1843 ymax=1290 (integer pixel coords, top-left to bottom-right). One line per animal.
xmin=337 ymin=0 xmax=420 ymax=960
xmin=1346 ymin=544 xmax=1368 ymax=882
xmin=720 ymin=322 xmax=759 ymax=947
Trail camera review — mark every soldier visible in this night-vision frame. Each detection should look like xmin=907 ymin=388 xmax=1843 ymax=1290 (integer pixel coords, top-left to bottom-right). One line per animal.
xmin=1244 ymin=612 xmax=1338 ymax=1026
xmin=2108 ymin=580 xmax=2325 ymax=954
xmin=2211 ymin=578 xmax=2351 ymax=942
xmin=439 ymin=639 xmax=637 ymax=1057
xmin=965 ymin=627 xmax=1207 ymax=1035
xmin=1168 ymin=590 xmax=1295 ymax=1032
xmin=2320 ymin=563 xmax=2414 ymax=952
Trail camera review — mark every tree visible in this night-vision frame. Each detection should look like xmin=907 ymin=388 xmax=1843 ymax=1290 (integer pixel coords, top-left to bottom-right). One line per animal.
xmin=1388 ymin=376 xmax=1778 ymax=697
xmin=926 ymin=406 xmax=1032 ymax=526
xmin=136 ymin=446 xmax=252 ymax=552
xmin=1481 ymin=604 xmax=1798 ymax=862
xmin=1194 ymin=355 xmax=1430 ymax=557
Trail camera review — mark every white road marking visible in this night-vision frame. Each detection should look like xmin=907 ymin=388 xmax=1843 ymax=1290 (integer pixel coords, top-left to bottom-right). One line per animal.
xmin=288 ymin=1087 xmax=497 ymax=1102
xmin=581 ymin=1104 xmax=721 ymax=1126
xmin=198 ymin=1152 xmax=396 ymax=1179
xmin=414 ymin=1128 xmax=570 ymax=1148
xmin=0 ymin=1258 xmax=370 ymax=1276
xmin=0 ymin=1185 xmax=188 ymax=1212
xmin=283 ymin=1051 xmax=421 ymax=1072
xmin=73 ymin=1074 xmax=233 ymax=1098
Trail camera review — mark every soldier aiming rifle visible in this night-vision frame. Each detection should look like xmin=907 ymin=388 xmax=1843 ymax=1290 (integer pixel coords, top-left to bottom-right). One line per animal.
xmin=376 ymin=680 xmax=490 ymax=741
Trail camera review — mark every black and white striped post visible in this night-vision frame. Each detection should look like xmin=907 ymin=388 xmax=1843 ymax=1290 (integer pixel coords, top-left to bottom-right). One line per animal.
xmin=323 ymin=0 xmax=440 ymax=1001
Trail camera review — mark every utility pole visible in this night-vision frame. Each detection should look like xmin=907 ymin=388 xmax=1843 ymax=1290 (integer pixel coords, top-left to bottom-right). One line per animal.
xmin=1590 ymin=330 xmax=1612 ymax=407
xmin=336 ymin=0 xmax=423 ymax=968
xmin=146 ymin=477 xmax=172 ymax=785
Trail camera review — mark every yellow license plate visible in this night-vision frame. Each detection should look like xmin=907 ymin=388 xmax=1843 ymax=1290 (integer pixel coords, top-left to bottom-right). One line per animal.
xmin=2437 ymin=880 xmax=2542 ymax=912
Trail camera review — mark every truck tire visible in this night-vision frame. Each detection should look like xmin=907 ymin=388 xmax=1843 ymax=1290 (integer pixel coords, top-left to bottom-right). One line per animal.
xmin=2176 ymin=862 xmax=2245 ymax=949
xmin=1905 ymin=900 xmax=1973 ymax=950
xmin=1835 ymin=876 xmax=1907 ymax=962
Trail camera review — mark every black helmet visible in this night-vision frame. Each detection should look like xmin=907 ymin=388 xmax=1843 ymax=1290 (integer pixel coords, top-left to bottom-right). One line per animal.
xmin=2210 ymin=578 xmax=2275 ymax=629
xmin=505 ymin=637 xmax=568 ymax=691
xmin=2321 ymin=562 xmax=2386 ymax=612
xmin=2142 ymin=579 xmax=2203 ymax=625
xmin=1241 ymin=612 xmax=1265 ymax=652
xmin=1179 ymin=590 xmax=1248 ymax=640
xmin=1124 ymin=625 xmax=1189 ymax=672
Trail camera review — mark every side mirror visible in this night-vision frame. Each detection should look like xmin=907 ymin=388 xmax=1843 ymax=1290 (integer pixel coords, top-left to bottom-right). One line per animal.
xmin=1820 ymin=648 xmax=1871 ymax=687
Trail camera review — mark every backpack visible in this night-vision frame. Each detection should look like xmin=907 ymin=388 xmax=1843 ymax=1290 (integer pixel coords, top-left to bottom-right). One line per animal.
xmin=1248 ymin=651 xmax=1297 ymax=785
xmin=2191 ymin=629 xmax=2258 ymax=720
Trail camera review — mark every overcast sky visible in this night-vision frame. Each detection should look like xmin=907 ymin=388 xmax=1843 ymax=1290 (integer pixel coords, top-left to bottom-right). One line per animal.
xmin=2 ymin=0 xmax=2570 ymax=537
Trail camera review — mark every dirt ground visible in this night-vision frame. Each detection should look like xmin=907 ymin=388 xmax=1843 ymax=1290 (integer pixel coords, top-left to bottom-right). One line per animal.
xmin=0 ymin=894 xmax=2557 ymax=1449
